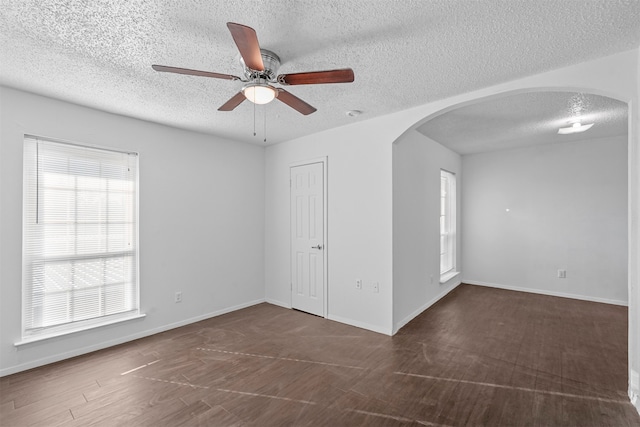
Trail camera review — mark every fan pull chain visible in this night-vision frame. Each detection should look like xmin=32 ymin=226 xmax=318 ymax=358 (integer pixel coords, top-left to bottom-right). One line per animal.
xmin=264 ymin=105 xmax=267 ymax=143
xmin=253 ymin=97 xmax=256 ymax=137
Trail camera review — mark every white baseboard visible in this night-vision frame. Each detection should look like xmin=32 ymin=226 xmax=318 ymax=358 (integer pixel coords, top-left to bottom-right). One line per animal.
xmin=0 ymin=298 xmax=265 ymax=377
xmin=327 ymin=314 xmax=393 ymax=336
xmin=631 ymin=388 xmax=640 ymax=416
xmin=631 ymin=370 xmax=640 ymax=415
xmin=393 ymin=280 xmax=461 ymax=334
xmin=268 ymin=299 xmax=391 ymax=335
xmin=464 ymin=279 xmax=628 ymax=306
xmin=265 ymin=298 xmax=291 ymax=309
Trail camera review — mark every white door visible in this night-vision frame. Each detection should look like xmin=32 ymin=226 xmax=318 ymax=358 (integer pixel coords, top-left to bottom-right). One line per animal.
xmin=290 ymin=162 xmax=325 ymax=316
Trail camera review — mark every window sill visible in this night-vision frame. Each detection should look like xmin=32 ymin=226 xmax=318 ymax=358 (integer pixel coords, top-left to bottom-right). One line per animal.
xmin=14 ymin=313 xmax=146 ymax=347
xmin=440 ymin=271 xmax=460 ymax=284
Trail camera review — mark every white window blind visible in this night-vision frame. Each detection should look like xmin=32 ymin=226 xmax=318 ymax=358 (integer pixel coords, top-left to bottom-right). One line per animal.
xmin=440 ymin=169 xmax=456 ymax=276
xmin=22 ymin=136 xmax=139 ymax=340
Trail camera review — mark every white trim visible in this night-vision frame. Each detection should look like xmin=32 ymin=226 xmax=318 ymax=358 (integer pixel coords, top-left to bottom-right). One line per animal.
xmin=394 ymin=281 xmax=461 ymax=334
xmin=630 ymin=369 xmax=639 ymax=414
xmin=289 ymin=157 xmax=328 ymax=168
xmin=289 ymin=157 xmax=329 ymax=319
xmin=265 ymin=298 xmax=291 ymax=309
xmin=24 ymin=133 xmax=138 ymax=156
xmin=1 ymin=299 xmax=265 ymax=377
xmin=439 ymin=271 xmax=460 ymax=284
xmin=15 ymin=313 xmax=147 ymax=347
xmin=630 ymin=391 xmax=639 ymax=416
xmin=464 ymin=279 xmax=628 ymax=306
xmin=327 ymin=314 xmax=393 ymax=336
xmin=439 ymin=169 xmax=457 ymax=276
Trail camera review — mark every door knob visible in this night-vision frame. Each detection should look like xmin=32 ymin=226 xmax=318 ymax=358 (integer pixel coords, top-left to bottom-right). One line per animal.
xmin=311 ymin=245 xmax=323 ymax=250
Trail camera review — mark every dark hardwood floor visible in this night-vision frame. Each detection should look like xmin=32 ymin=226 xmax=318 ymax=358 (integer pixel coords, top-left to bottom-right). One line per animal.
xmin=1 ymin=284 xmax=639 ymax=426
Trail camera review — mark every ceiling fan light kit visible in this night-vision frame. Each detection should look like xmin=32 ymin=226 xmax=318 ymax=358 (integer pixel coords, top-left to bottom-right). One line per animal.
xmin=557 ymin=121 xmax=595 ymax=134
xmin=242 ymin=82 xmax=277 ymax=104
xmin=151 ymin=22 xmax=354 ymax=116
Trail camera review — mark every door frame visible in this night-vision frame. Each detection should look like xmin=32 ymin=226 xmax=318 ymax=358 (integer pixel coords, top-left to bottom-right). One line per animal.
xmin=289 ymin=157 xmax=328 ymax=318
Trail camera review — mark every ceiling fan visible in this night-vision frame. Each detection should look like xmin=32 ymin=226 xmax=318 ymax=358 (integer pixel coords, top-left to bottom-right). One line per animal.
xmin=152 ymin=22 xmax=355 ymax=115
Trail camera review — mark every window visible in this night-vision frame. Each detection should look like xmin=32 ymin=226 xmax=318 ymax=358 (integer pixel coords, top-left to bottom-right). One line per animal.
xmin=21 ymin=136 xmax=139 ymax=341
xmin=440 ymin=169 xmax=456 ymax=280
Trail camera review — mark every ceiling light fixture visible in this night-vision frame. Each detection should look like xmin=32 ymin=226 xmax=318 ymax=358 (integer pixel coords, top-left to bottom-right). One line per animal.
xmin=557 ymin=121 xmax=594 ymax=134
xmin=242 ymin=83 xmax=277 ymax=104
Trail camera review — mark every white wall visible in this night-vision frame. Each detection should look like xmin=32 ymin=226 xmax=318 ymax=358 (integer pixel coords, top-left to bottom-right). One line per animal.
xmin=0 ymin=87 xmax=265 ymax=375
xmin=462 ymin=135 xmax=628 ymax=304
xmin=629 ymin=47 xmax=640 ymax=413
xmin=392 ymin=131 xmax=462 ymax=332
xmin=264 ymin=119 xmax=395 ymax=335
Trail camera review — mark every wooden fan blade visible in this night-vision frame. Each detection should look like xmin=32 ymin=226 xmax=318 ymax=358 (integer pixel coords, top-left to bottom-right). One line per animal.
xmin=276 ymin=89 xmax=317 ymax=115
xmin=218 ymin=92 xmax=247 ymax=111
xmin=152 ymin=64 xmax=240 ymax=80
xmin=226 ymin=22 xmax=264 ymax=71
xmin=277 ymin=68 xmax=354 ymax=85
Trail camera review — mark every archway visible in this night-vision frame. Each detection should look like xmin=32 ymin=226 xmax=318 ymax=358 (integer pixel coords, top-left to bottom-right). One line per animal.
xmin=392 ymin=87 xmax=636 ymax=409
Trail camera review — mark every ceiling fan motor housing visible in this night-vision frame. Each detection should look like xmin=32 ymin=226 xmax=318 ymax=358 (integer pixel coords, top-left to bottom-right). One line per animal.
xmin=241 ymin=49 xmax=281 ymax=81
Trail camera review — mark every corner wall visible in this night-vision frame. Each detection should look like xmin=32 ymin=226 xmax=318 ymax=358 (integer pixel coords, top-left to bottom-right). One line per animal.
xmin=264 ymin=119 xmax=395 ymax=334
xmin=392 ymin=131 xmax=462 ymax=333
xmin=0 ymin=87 xmax=266 ymax=375
xmin=462 ymin=135 xmax=628 ymax=305
xmin=629 ymin=46 xmax=640 ymax=413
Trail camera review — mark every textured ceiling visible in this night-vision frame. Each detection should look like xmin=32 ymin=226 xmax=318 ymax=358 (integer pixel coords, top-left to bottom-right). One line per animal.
xmin=1 ymin=0 xmax=639 ymax=145
xmin=416 ymin=91 xmax=629 ymax=155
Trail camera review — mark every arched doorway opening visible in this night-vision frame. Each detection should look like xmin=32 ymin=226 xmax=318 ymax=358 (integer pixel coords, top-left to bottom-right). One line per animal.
xmin=392 ymin=87 xmax=632 ymax=406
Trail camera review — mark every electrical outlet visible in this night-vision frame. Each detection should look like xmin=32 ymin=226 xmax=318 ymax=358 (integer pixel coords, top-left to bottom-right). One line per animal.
xmin=557 ymin=269 xmax=567 ymax=279
xmin=372 ymin=282 xmax=379 ymax=293
xmin=356 ymin=279 xmax=362 ymax=290
xmin=175 ymin=291 xmax=182 ymax=303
